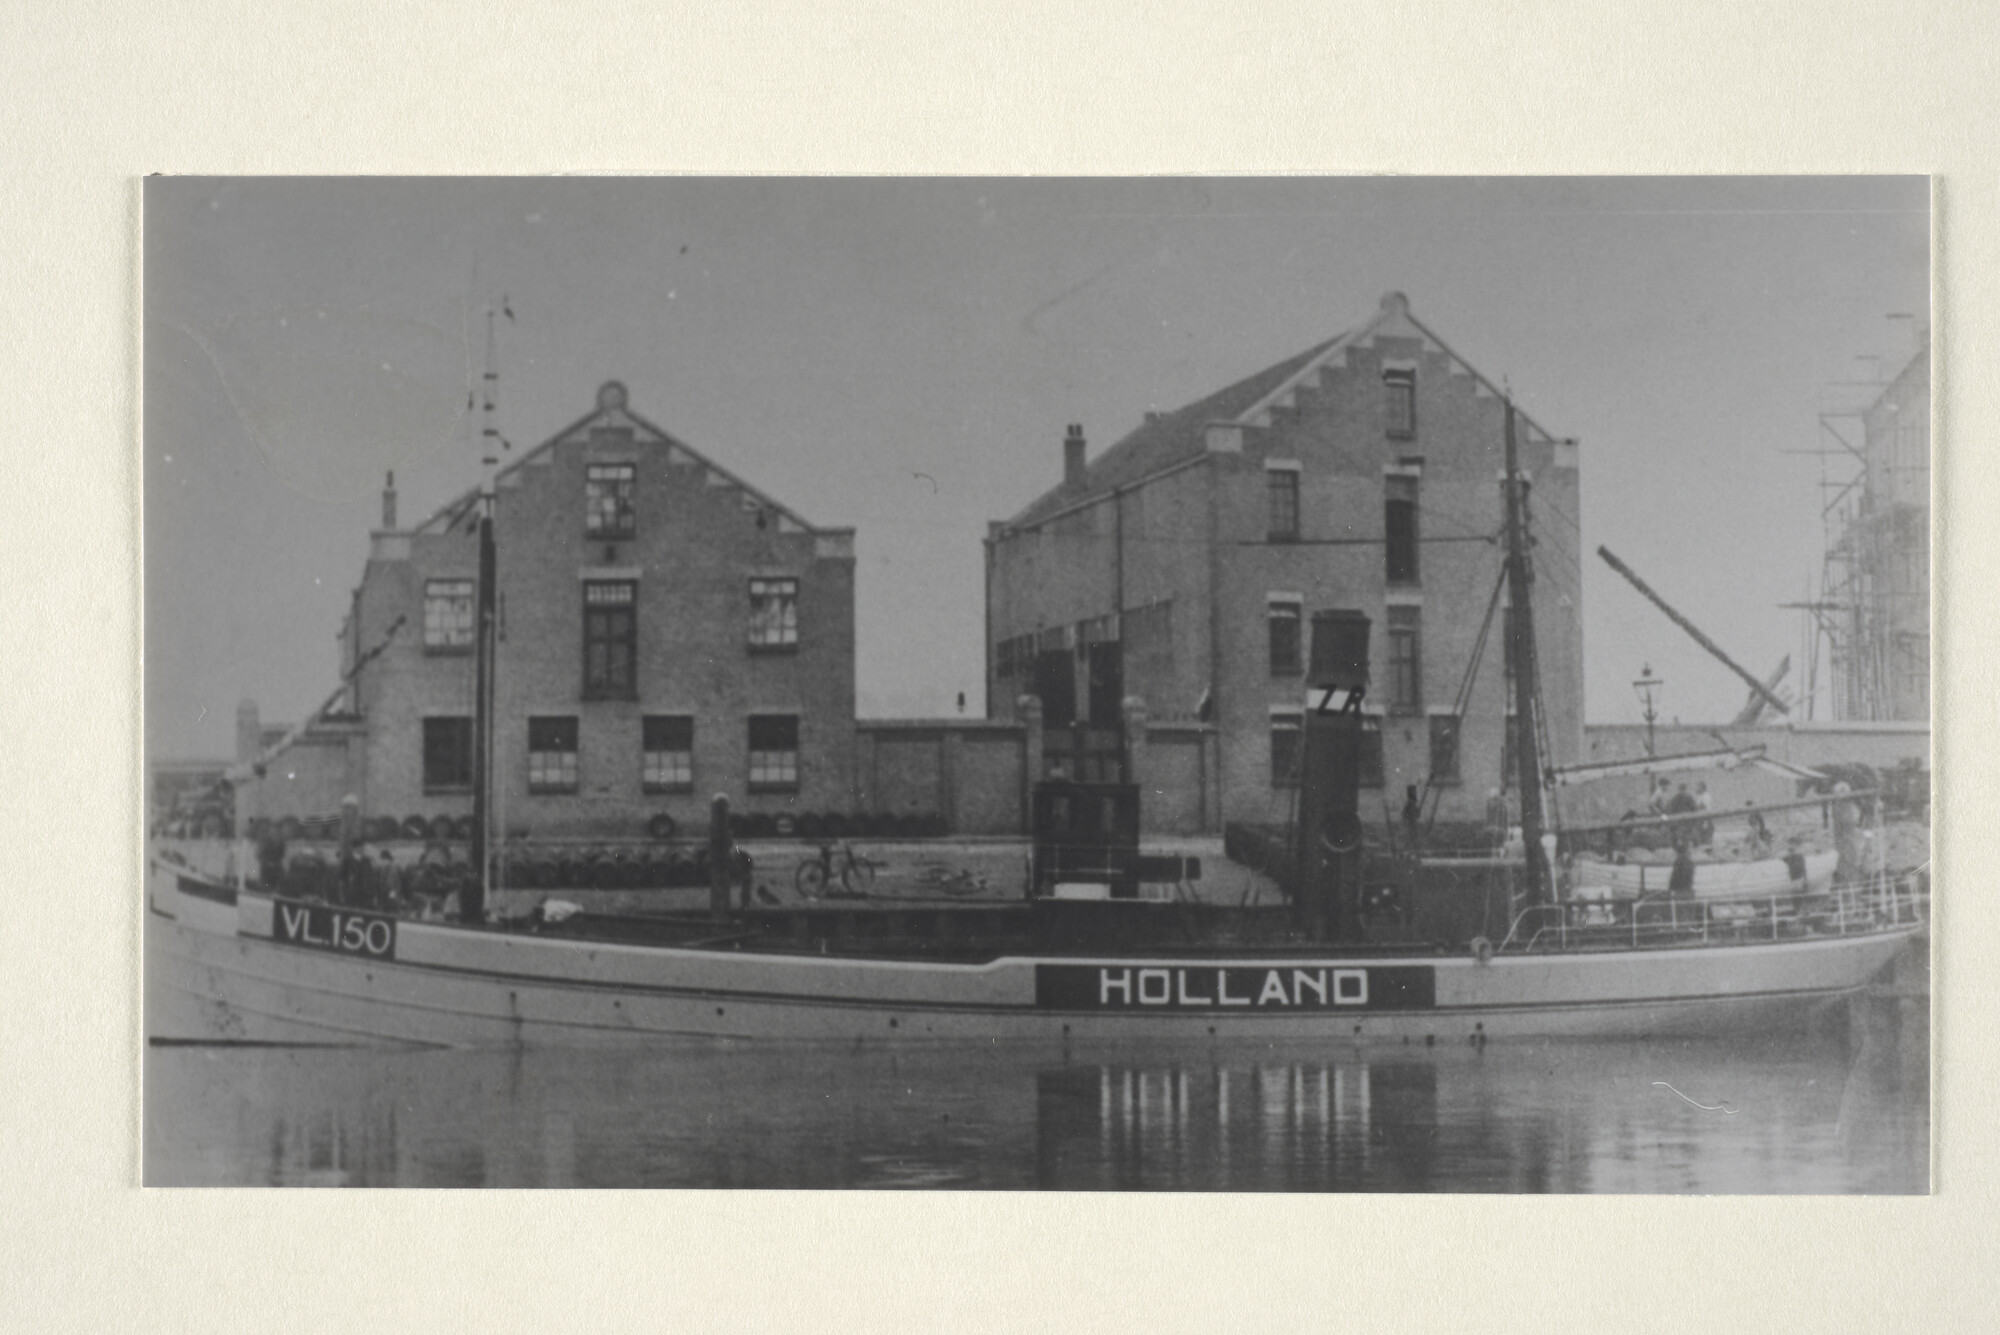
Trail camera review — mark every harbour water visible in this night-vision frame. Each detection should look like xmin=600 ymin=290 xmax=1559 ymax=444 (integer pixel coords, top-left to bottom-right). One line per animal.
xmin=145 ymin=990 xmax=1926 ymax=1191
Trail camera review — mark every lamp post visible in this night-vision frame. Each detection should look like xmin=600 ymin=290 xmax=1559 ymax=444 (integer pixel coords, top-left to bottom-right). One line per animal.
xmin=1632 ymin=664 xmax=1663 ymax=757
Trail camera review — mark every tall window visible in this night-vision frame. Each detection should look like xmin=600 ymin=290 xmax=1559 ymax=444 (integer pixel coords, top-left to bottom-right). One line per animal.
xmin=748 ymin=715 xmax=800 ymax=790
xmin=1268 ymin=598 xmax=1302 ymax=676
xmin=1385 ymin=474 xmax=1420 ymax=584
xmin=1270 ymin=711 xmax=1303 ymax=788
xmin=643 ymin=715 xmax=694 ymax=791
xmin=1428 ymin=713 xmax=1461 ymax=784
xmin=583 ymin=580 xmax=637 ymax=699
xmin=423 ymin=578 xmax=475 ymax=653
xmin=1384 ymin=368 xmax=1416 ymax=438
xmin=527 ymin=716 xmax=579 ymax=793
xmin=1267 ymin=466 xmax=1300 ymax=542
xmin=422 ymin=716 xmax=473 ymax=792
xmin=1387 ymin=606 xmax=1422 ymax=712
xmin=585 ymin=463 xmax=636 ymax=538
xmin=1359 ymin=716 xmax=1385 ymax=789
xmin=748 ymin=577 xmax=799 ymax=649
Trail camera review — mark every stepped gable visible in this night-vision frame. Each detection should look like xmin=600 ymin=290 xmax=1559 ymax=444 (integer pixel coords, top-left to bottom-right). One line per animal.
xmin=1002 ymin=336 xmax=1342 ymax=531
xmin=1001 ymin=291 xmax=1569 ymax=533
xmin=412 ymin=380 xmax=821 ymax=537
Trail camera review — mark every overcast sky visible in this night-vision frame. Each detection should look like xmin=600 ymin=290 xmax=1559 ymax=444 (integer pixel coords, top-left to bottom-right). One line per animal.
xmin=144 ymin=176 xmax=1927 ymax=759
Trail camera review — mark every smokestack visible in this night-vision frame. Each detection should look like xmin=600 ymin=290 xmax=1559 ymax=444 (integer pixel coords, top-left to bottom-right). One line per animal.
xmin=1063 ymin=423 xmax=1086 ymax=486
xmin=381 ymin=470 xmax=398 ymax=530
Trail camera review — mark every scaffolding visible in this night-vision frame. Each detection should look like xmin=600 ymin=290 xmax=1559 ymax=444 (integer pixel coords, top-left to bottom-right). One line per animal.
xmin=1783 ymin=322 xmax=1930 ymax=722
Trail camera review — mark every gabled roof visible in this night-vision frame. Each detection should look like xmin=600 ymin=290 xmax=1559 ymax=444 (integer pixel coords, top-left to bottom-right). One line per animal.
xmin=413 ymin=381 xmax=827 ymax=538
xmin=1002 ymin=337 xmax=1342 ymax=530
xmin=1001 ymin=292 xmax=1566 ymax=533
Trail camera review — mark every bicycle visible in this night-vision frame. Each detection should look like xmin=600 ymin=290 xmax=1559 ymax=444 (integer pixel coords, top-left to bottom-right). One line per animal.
xmin=794 ymin=841 xmax=880 ymax=900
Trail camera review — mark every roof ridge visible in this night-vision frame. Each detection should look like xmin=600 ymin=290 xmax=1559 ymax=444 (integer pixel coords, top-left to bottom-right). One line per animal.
xmin=412 ymin=389 xmax=826 ymax=535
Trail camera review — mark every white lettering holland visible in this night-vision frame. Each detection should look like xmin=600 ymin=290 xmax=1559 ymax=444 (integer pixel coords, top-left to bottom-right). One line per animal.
xmin=1258 ymin=971 xmax=1291 ymax=1005
xmin=1100 ymin=969 xmax=1132 ymax=1004
xmin=1176 ymin=970 xmax=1213 ymax=1005
xmin=1333 ymin=969 xmax=1369 ymax=1005
xmin=1293 ymin=969 xmax=1328 ymax=1005
xmin=1217 ymin=970 xmax=1251 ymax=1006
xmin=1138 ymin=969 xmax=1171 ymax=1005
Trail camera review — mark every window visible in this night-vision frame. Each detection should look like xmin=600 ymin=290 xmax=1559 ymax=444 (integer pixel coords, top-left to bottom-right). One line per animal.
xmin=1385 ymin=474 xmax=1420 ymax=584
xmin=748 ymin=577 xmax=799 ymax=650
xmin=1428 ymin=714 xmax=1461 ymax=785
xmin=1359 ymin=716 xmax=1385 ymax=788
xmin=1034 ymin=647 xmax=1077 ymax=727
xmin=527 ymin=716 xmax=579 ymax=793
xmin=1268 ymin=598 xmax=1302 ymax=676
xmin=643 ymin=715 xmax=694 ymax=791
xmin=1384 ymin=368 xmax=1416 ymax=437
xmin=422 ymin=716 xmax=473 ymax=792
xmin=423 ymin=578 xmax=475 ymax=653
xmin=583 ymin=581 xmax=637 ymax=699
xmin=1267 ymin=466 xmax=1300 ymax=542
xmin=585 ymin=463 xmax=636 ymax=538
xmin=1386 ymin=606 xmax=1422 ymax=713
xmin=1270 ymin=711 xmax=1303 ymax=788
xmin=748 ymin=715 xmax=800 ymax=790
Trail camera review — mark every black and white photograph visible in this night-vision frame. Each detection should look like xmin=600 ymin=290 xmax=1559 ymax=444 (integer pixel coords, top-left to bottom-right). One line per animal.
xmin=143 ymin=175 xmax=1929 ymax=1192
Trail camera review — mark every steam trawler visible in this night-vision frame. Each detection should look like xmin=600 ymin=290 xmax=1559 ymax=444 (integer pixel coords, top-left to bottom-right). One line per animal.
xmin=147 ymin=374 xmax=1924 ymax=1049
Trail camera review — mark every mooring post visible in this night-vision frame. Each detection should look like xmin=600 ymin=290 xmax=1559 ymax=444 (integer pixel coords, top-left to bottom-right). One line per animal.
xmin=709 ymin=793 xmax=732 ymax=922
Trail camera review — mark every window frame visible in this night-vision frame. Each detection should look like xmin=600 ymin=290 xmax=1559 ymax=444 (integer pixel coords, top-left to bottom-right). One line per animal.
xmin=582 ymin=579 xmax=638 ymax=701
xmin=1358 ymin=714 xmax=1385 ymax=789
xmin=421 ymin=716 xmax=474 ymax=793
xmin=1267 ymin=597 xmax=1303 ymax=677
xmin=642 ymin=714 xmax=695 ymax=793
xmin=526 ymin=716 xmax=580 ymax=794
xmin=585 ymin=462 xmax=637 ymax=540
xmin=1428 ymin=712 xmax=1462 ymax=786
xmin=747 ymin=576 xmax=800 ymax=652
xmin=422 ymin=578 xmax=476 ymax=654
xmin=1269 ymin=710 xmax=1303 ymax=789
xmin=1384 ymin=473 xmax=1420 ymax=586
xmin=1386 ymin=606 xmax=1423 ymax=714
xmin=1383 ymin=367 xmax=1417 ymax=439
xmin=1266 ymin=464 xmax=1301 ymax=543
xmin=747 ymin=714 xmax=801 ymax=792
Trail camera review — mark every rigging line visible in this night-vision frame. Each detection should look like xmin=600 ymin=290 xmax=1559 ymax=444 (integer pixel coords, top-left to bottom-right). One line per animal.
xmin=1418 ymin=565 xmax=1509 ymax=841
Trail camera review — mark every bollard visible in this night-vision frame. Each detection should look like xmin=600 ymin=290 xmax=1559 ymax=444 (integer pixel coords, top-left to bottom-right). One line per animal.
xmin=709 ymin=794 xmax=733 ymax=921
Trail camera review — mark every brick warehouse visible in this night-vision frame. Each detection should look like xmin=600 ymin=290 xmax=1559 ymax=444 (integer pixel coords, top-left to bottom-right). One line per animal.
xmin=985 ymin=292 xmax=1585 ymax=832
xmin=243 ymin=380 xmax=859 ymax=838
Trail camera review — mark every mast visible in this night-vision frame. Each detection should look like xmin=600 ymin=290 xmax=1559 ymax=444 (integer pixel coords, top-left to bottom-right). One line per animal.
xmin=464 ymin=306 xmax=501 ymax=924
xmin=1501 ymin=399 xmax=1549 ymax=906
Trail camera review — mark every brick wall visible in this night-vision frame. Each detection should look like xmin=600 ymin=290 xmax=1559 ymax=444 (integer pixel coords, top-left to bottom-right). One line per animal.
xmin=344 ymin=387 xmax=858 ymax=838
xmin=988 ymin=300 xmax=1584 ymax=836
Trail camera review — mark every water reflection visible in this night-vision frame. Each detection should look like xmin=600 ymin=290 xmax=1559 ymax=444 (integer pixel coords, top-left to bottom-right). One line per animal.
xmin=146 ymin=997 xmax=1926 ymax=1192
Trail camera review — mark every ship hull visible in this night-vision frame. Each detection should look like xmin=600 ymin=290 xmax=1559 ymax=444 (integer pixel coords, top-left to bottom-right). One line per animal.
xmin=146 ymin=862 xmax=1915 ymax=1048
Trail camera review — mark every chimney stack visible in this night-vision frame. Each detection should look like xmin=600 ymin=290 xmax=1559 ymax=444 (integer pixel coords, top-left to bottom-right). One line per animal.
xmin=381 ymin=470 xmax=398 ymax=530
xmin=1063 ymin=423 xmax=1086 ymax=486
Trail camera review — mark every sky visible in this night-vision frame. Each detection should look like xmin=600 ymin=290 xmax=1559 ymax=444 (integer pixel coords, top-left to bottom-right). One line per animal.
xmin=143 ymin=176 xmax=1929 ymax=760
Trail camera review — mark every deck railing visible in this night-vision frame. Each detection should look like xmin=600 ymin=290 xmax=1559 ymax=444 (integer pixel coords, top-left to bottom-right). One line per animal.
xmin=1499 ymin=866 xmax=1928 ymax=954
